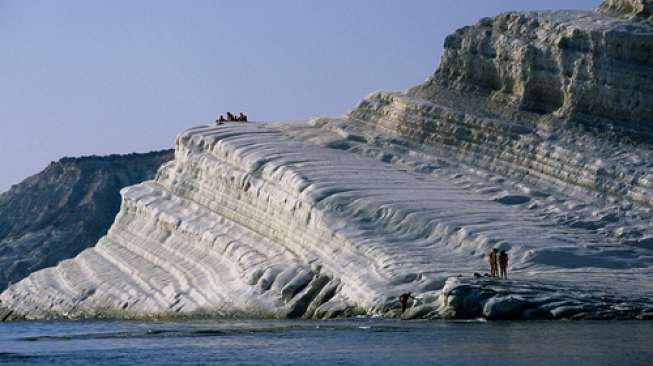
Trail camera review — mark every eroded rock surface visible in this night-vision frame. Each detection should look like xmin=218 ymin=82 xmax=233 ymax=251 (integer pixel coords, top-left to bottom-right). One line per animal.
xmin=2 ymin=0 xmax=653 ymax=320
xmin=597 ymin=0 xmax=653 ymax=21
xmin=409 ymin=5 xmax=653 ymax=131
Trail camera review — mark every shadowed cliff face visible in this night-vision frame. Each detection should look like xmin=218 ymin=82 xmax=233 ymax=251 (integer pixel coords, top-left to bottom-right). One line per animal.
xmin=0 ymin=150 xmax=173 ymax=291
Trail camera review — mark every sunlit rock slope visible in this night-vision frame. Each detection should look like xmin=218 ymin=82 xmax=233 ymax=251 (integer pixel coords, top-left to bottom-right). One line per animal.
xmin=0 ymin=151 xmax=173 ymax=292
xmin=2 ymin=0 xmax=653 ymax=320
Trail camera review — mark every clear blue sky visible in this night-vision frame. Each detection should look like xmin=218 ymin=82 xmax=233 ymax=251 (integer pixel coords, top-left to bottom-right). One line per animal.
xmin=0 ymin=0 xmax=597 ymax=192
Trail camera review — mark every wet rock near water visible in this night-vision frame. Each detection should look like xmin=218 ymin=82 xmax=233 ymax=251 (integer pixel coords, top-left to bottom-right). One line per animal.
xmin=435 ymin=277 xmax=653 ymax=320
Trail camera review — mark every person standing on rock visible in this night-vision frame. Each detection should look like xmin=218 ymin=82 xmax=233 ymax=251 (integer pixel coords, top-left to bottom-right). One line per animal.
xmin=499 ymin=250 xmax=509 ymax=279
xmin=488 ymin=248 xmax=498 ymax=277
xmin=399 ymin=292 xmax=415 ymax=314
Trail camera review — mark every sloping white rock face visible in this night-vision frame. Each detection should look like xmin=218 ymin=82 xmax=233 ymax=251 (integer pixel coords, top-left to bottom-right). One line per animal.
xmin=2 ymin=122 xmax=653 ymax=320
xmin=3 ymin=0 xmax=653 ymax=320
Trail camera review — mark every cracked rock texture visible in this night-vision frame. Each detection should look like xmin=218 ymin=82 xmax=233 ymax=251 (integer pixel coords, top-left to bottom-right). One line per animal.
xmin=410 ymin=2 xmax=653 ymax=131
xmin=597 ymin=0 xmax=653 ymax=21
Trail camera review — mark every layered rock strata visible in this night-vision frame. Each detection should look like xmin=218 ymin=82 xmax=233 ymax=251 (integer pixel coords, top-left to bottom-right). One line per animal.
xmin=597 ymin=0 xmax=653 ymax=21
xmin=410 ymin=2 xmax=653 ymax=129
xmin=2 ymin=0 xmax=653 ymax=320
xmin=2 ymin=121 xmax=652 ymax=320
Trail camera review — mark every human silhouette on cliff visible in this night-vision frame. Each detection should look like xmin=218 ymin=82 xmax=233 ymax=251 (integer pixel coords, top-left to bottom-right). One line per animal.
xmin=488 ymin=248 xmax=498 ymax=277
xmin=499 ymin=250 xmax=509 ymax=279
xmin=399 ymin=292 xmax=415 ymax=314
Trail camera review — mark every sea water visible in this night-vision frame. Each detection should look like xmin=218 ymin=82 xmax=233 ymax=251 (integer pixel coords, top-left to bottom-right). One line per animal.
xmin=1 ymin=319 xmax=651 ymax=365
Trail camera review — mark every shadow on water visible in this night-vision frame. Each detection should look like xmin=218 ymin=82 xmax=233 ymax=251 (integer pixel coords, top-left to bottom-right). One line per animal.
xmin=14 ymin=321 xmax=413 ymax=342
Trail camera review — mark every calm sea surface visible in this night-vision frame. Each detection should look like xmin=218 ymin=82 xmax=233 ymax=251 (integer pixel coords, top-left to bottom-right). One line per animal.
xmin=0 ymin=319 xmax=651 ymax=365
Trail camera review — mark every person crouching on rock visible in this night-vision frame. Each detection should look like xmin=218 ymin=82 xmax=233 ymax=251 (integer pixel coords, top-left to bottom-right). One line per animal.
xmin=488 ymin=248 xmax=498 ymax=277
xmin=226 ymin=112 xmax=235 ymax=121
xmin=238 ymin=112 xmax=247 ymax=122
xmin=499 ymin=250 xmax=509 ymax=279
xmin=399 ymin=292 xmax=415 ymax=314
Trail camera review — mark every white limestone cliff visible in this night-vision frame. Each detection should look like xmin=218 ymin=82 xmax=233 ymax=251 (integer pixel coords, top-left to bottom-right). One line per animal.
xmin=2 ymin=0 xmax=653 ymax=320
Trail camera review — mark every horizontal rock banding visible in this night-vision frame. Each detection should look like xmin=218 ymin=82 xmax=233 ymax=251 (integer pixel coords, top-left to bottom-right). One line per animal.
xmin=2 ymin=0 xmax=653 ymax=320
xmin=2 ymin=122 xmax=652 ymax=320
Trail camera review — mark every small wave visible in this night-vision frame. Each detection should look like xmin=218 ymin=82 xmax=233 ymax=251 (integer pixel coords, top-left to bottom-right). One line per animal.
xmin=450 ymin=318 xmax=487 ymax=323
xmin=0 ymin=352 xmax=38 ymax=360
xmin=191 ymin=330 xmax=228 ymax=336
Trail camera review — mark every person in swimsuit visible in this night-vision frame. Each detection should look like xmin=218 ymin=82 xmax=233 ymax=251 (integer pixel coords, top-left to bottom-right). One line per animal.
xmin=499 ymin=250 xmax=509 ymax=279
xmin=488 ymin=248 xmax=498 ymax=277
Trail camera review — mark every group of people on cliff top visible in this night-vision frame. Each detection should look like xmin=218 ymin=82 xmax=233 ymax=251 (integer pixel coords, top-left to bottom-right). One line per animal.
xmin=397 ymin=250 xmax=509 ymax=316
xmin=216 ymin=112 xmax=247 ymax=125
xmin=488 ymin=248 xmax=508 ymax=279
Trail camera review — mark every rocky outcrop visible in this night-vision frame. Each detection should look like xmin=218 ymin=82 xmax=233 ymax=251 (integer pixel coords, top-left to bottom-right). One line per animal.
xmin=417 ymin=277 xmax=653 ymax=320
xmin=597 ymin=0 xmax=653 ymax=21
xmin=409 ymin=5 xmax=653 ymax=130
xmin=2 ymin=0 xmax=653 ymax=320
xmin=351 ymin=0 xmax=653 ymax=215
xmin=0 ymin=150 xmax=173 ymax=292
